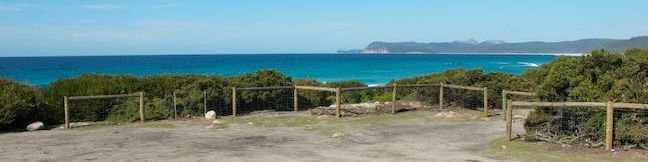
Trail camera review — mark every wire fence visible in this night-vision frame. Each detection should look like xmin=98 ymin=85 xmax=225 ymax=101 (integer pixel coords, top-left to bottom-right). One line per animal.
xmin=63 ymin=93 xmax=144 ymax=129
xmin=613 ymin=108 xmax=648 ymax=148
xmin=223 ymin=84 xmax=490 ymax=118
xmin=233 ymin=86 xmax=294 ymax=116
xmin=507 ymin=101 xmax=648 ymax=150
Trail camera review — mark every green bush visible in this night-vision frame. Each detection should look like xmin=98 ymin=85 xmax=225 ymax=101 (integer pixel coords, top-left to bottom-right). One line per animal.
xmin=0 ymin=79 xmax=43 ymax=130
xmin=525 ymin=49 xmax=648 ymax=146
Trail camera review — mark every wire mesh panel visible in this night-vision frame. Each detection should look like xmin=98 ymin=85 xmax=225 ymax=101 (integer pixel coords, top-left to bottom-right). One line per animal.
xmin=523 ymin=106 xmax=595 ymax=144
xmin=510 ymin=101 xmax=648 ymax=150
xmin=613 ymin=108 xmax=648 ymax=148
xmin=297 ymin=89 xmax=336 ymax=116
xmin=396 ymin=85 xmax=440 ymax=112
xmin=207 ymin=89 xmax=232 ymax=117
xmin=443 ymin=86 xmax=485 ymax=111
xmin=64 ymin=93 xmax=144 ymax=128
xmin=234 ymin=87 xmax=294 ymax=116
xmin=172 ymin=88 xmax=232 ymax=118
xmin=172 ymin=90 xmax=208 ymax=118
xmin=339 ymin=86 xmax=396 ymax=116
xmin=68 ymin=98 xmax=128 ymax=122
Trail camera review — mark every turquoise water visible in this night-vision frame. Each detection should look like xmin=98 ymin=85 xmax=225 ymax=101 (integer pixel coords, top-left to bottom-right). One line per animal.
xmin=0 ymin=54 xmax=556 ymax=86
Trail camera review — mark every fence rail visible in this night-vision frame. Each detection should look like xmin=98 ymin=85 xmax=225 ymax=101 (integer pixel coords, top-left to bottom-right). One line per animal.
xmin=294 ymin=86 xmax=338 ymax=92
xmin=505 ymin=100 xmax=648 ymax=151
xmin=68 ymin=94 xmax=141 ymax=100
xmin=236 ymin=86 xmax=293 ymax=90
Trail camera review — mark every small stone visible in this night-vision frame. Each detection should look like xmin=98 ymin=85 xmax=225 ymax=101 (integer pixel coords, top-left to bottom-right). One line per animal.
xmin=501 ymin=145 xmax=506 ymax=150
xmin=69 ymin=122 xmax=91 ymax=128
xmin=434 ymin=111 xmax=457 ymax=118
xmin=248 ymin=122 xmax=254 ymax=125
xmin=331 ymin=132 xmax=344 ymax=138
xmin=205 ymin=110 xmax=216 ymax=119
xmin=212 ymin=120 xmax=222 ymax=124
xmin=205 ymin=124 xmax=214 ymax=129
xmin=26 ymin=122 xmax=44 ymax=131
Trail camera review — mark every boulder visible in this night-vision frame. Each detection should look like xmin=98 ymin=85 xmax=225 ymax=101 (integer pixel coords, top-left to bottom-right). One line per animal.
xmin=331 ymin=132 xmax=345 ymax=138
xmin=205 ymin=110 xmax=216 ymax=119
xmin=434 ymin=111 xmax=457 ymax=118
xmin=26 ymin=122 xmax=44 ymax=131
xmin=69 ymin=122 xmax=91 ymax=128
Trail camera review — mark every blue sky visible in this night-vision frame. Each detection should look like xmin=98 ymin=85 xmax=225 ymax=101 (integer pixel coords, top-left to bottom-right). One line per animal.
xmin=1 ymin=0 xmax=647 ymax=56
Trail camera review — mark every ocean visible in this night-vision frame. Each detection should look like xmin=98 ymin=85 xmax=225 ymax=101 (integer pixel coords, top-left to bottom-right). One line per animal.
xmin=0 ymin=54 xmax=556 ymax=86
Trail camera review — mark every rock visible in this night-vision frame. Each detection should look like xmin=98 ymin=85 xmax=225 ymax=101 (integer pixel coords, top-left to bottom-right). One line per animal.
xmin=205 ymin=124 xmax=214 ymax=129
xmin=331 ymin=132 xmax=344 ymax=138
xmin=26 ymin=122 xmax=44 ymax=131
xmin=205 ymin=110 xmax=216 ymax=119
xmin=69 ymin=122 xmax=90 ymax=128
xmin=212 ymin=120 xmax=222 ymax=124
xmin=623 ymin=144 xmax=637 ymax=150
xmin=434 ymin=111 xmax=457 ymax=118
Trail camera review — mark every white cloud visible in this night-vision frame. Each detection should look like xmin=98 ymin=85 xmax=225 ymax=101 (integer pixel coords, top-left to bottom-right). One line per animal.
xmin=149 ymin=3 xmax=182 ymax=9
xmin=82 ymin=4 xmax=125 ymax=10
xmin=0 ymin=4 xmax=26 ymax=12
xmin=130 ymin=19 xmax=195 ymax=29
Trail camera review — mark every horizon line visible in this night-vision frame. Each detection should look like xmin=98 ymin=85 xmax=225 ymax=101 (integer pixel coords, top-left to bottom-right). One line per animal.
xmin=0 ymin=52 xmax=585 ymax=58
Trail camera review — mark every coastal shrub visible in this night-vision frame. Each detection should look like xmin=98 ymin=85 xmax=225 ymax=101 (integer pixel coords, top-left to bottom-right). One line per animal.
xmin=0 ymin=79 xmax=43 ymax=130
xmin=525 ymin=49 xmax=648 ymax=147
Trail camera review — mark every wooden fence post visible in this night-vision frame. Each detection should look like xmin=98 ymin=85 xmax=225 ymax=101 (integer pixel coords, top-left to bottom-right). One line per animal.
xmin=64 ymin=96 xmax=69 ymax=129
xmin=505 ymin=100 xmax=513 ymax=141
xmin=483 ymin=87 xmax=488 ymax=116
xmin=606 ymin=101 xmax=614 ymax=150
xmin=203 ymin=91 xmax=207 ymax=114
xmin=173 ymin=91 xmax=177 ymax=119
xmin=336 ymin=87 xmax=341 ymax=118
xmin=392 ymin=85 xmax=397 ymax=114
xmin=439 ymin=84 xmax=444 ymax=110
xmin=294 ymin=87 xmax=298 ymax=112
xmin=139 ymin=92 xmax=144 ymax=123
xmin=502 ymin=90 xmax=507 ymax=121
xmin=232 ymin=87 xmax=237 ymax=117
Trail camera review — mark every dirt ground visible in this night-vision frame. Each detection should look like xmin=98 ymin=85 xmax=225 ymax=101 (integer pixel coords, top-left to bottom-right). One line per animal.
xmin=0 ymin=109 xmax=517 ymax=162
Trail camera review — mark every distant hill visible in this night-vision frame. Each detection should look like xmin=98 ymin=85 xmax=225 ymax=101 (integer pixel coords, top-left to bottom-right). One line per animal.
xmin=345 ymin=36 xmax=648 ymax=54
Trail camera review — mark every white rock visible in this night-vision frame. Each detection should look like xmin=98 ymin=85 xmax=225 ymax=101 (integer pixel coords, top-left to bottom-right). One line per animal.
xmin=205 ymin=110 xmax=216 ymax=119
xmin=26 ymin=122 xmax=44 ymax=131
xmin=69 ymin=122 xmax=90 ymax=127
xmin=331 ymin=132 xmax=344 ymax=138
xmin=434 ymin=111 xmax=457 ymax=118
xmin=212 ymin=120 xmax=222 ymax=124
